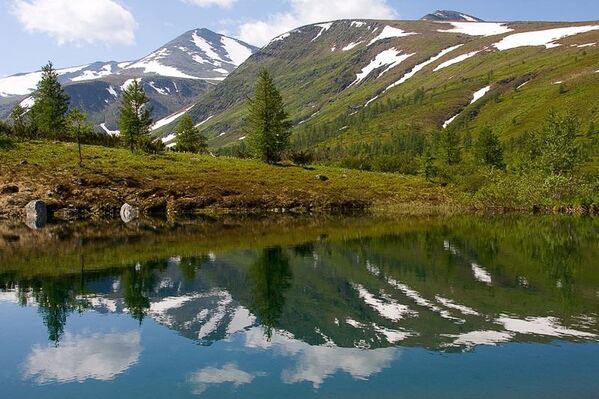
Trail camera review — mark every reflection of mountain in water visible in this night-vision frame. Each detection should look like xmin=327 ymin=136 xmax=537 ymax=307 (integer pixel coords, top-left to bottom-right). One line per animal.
xmin=1 ymin=217 xmax=598 ymax=352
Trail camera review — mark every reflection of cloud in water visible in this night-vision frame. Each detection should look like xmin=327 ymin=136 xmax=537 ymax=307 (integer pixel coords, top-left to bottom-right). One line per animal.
xmin=244 ymin=327 xmax=398 ymax=388
xmin=23 ymin=331 xmax=141 ymax=384
xmin=188 ymin=363 xmax=264 ymax=395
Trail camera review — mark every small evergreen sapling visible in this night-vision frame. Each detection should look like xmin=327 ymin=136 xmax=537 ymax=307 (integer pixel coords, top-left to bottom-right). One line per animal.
xmin=175 ymin=114 xmax=207 ymax=153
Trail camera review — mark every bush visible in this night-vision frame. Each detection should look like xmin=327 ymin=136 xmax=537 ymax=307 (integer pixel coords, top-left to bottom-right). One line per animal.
xmin=139 ymin=136 xmax=166 ymax=154
xmin=371 ymin=154 xmax=419 ymax=175
xmin=289 ymin=150 xmax=313 ymax=167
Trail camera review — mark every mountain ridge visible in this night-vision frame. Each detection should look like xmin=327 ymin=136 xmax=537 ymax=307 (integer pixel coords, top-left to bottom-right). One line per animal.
xmin=0 ymin=28 xmax=258 ymax=132
xmin=153 ymin=17 xmax=598 ymax=165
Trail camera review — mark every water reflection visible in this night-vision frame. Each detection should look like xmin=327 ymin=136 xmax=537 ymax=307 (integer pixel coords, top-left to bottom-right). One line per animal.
xmin=23 ymin=331 xmax=141 ymax=384
xmin=0 ymin=215 xmax=598 ymax=395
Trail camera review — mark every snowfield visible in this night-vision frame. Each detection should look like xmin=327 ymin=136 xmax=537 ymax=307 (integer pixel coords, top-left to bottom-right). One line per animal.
xmin=438 ymin=22 xmax=513 ymax=36
xmin=71 ymin=64 xmax=113 ymax=82
xmin=434 ymin=50 xmax=482 ymax=71
xmin=471 ymin=85 xmax=491 ymax=104
xmin=220 ymin=36 xmax=254 ymax=66
xmin=100 ymin=123 xmax=120 ymax=136
xmin=311 ymin=22 xmax=333 ymax=42
xmin=351 ymin=49 xmax=414 ymax=86
xmin=386 ymin=45 xmax=463 ymax=91
xmin=342 ymin=41 xmax=363 ymax=51
xmin=0 ymin=65 xmax=87 ymax=96
xmin=151 ymin=106 xmax=194 ymax=131
xmin=494 ymin=25 xmax=599 ymax=50
xmin=443 ymin=85 xmax=491 ymax=128
xmin=368 ymin=26 xmax=417 ymax=45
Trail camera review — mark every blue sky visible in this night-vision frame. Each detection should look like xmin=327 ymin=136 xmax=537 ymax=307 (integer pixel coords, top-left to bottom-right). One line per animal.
xmin=1 ymin=0 xmax=598 ymax=77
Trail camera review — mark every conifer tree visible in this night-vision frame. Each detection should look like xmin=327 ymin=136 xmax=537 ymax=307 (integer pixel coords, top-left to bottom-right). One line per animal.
xmin=10 ymin=104 xmax=31 ymax=139
xmin=247 ymin=69 xmax=292 ymax=163
xmin=440 ymin=129 xmax=461 ymax=165
xmin=419 ymin=139 xmax=437 ymax=182
xmin=66 ymin=109 xmax=92 ymax=167
xmin=30 ymin=61 xmax=70 ymax=137
xmin=175 ymin=114 xmax=207 ymax=153
xmin=476 ymin=127 xmax=505 ymax=170
xmin=118 ymin=80 xmax=152 ymax=152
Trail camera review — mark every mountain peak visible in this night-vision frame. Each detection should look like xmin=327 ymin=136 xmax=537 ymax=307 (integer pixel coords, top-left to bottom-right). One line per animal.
xmin=421 ymin=10 xmax=484 ymax=23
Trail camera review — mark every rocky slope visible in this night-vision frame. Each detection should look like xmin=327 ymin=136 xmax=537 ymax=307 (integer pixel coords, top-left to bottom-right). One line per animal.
xmin=159 ymin=16 xmax=598 ymax=163
xmin=0 ymin=29 xmax=257 ymax=133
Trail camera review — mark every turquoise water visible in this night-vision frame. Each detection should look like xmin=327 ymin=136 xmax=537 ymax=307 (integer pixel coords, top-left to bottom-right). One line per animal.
xmin=1 ymin=216 xmax=598 ymax=398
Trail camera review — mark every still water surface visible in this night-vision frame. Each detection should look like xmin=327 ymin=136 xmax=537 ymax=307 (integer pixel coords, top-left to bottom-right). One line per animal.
xmin=1 ymin=216 xmax=598 ymax=398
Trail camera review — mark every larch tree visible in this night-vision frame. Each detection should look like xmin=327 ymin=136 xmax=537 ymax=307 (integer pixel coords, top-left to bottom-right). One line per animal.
xmin=247 ymin=69 xmax=292 ymax=164
xmin=66 ymin=109 xmax=92 ymax=167
xmin=476 ymin=127 xmax=506 ymax=170
xmin=30 ymin=61 xmax=70 ymax=137
xmin=175 ymin=114 xmax=207 ymax=153
xmin=118 ymin=80 xmax=153 ymax=152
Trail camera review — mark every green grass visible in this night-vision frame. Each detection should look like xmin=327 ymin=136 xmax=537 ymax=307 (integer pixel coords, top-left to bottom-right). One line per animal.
xmin=0 ymin=141 xmax=454 ymax=217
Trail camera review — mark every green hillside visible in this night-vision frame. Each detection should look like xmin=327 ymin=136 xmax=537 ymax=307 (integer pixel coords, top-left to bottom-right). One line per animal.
xmin=159 ymin=19 xmax=599 ymax=166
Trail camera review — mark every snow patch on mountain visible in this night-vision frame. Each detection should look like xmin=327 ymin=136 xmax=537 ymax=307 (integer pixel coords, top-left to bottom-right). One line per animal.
xmin=126 ymin=49 xmax=200 ymax=80
xmin=351 ymin=21 xmax=367 ymax=28
xmin=220 ymin=36 xmax=254 ymax=66
xmin=368 ymin=26 xmax=417 ymax=45
xmin=434 ymin=50 xmax=482 ymax=71
xmin=494 ymin=25 xmax=599 ymax=50
xmin=351 ymin=49 xmax=414 ymax=86
xmin=311 ymin=22 xmax=334 ymax=42
xmin=120 ymin=78 xmax=140 ymax=91
xmin=439 ymin=22 xmax=513 ymax=36
xmin=342 ymin=41 xmax=363 ymax=51
xmin=106 ymin=86 xmax=118 ymax=97
xmin=442 ymin=85 xmax=491 ymax=128
xmin=0 ymin=65 xmax=87 ymax=96
xmin=386 ymin=45 xmax=463 ymax=91
xmin=192 ymin=32 xmax=224 ymax=63
xmin=71 ymin=64 xmax=113 ymax=82
xmin=151 ymin=105 xmax=194 ymax=131
xmin=100 ymin=123 xmax=120 ymax=136
xmin=471 ymin=85 xmax=491 ymax=103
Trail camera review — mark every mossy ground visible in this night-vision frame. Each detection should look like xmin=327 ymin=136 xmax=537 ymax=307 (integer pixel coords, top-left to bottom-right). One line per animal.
xmin=0 ymin=141 xmax=454 ymax=219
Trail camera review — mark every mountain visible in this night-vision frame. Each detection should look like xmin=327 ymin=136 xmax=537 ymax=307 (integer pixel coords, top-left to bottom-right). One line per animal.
xmin=0 ymin=28 xmax=258 ymax=133
xmin=421 ymin=10 xmax=484 ymax=22
xmin=158 ymin=17 xmax=599 ymax=161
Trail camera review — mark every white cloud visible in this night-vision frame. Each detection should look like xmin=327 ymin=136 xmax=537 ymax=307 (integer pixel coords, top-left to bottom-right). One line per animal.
xmin=188 ymin=363 xmax=264 ymax=395
xmin=243 ymin=327 xmax=398 ymax=388
xmin=11 ymin=0 xmax=136 ymax=45
xmin=23 ymin=331 xmax=141 ymax=384
xmin=238 ymin=0 xmax=398 ymax=46
xmin=183 ymin=0 xmax=237 ymax=8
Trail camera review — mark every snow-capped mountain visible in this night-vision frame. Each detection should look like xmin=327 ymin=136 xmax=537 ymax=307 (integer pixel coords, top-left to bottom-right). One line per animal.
xmin=421 ymin=10 xmax=484 ymax=22
xmin=0 ymin=28 xmax=258 ymax=132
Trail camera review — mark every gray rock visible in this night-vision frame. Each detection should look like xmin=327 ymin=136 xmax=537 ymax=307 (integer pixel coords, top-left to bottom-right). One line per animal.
xmin=25 ymin=200 xmax=47 ymax=229
xmin=120 ymin=203 xmax=140 ymax=223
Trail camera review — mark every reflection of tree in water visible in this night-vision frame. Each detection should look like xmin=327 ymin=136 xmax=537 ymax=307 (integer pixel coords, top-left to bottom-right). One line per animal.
xmin=179 ymin=256 xmax=210 ymax=283
xmin=122 ymin=260 xmax=163 ymax=324
xmin=248 ymin=247 xmax=293 ymax=340
xmin=31 ymin=279 xmax=87 ymax=345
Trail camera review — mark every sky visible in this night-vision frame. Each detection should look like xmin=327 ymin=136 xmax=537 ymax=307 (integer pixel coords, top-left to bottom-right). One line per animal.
xmin=0 ymin=0 xmax=598 ymax=77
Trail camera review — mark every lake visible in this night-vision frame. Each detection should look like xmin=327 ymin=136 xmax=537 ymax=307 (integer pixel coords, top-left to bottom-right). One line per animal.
xmin=1 ymin=215 xmax=598 ymax=398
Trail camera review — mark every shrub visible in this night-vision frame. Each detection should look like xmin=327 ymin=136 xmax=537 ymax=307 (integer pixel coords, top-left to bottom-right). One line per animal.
xmin=289 ymin=150 xmax=313 ymax=167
